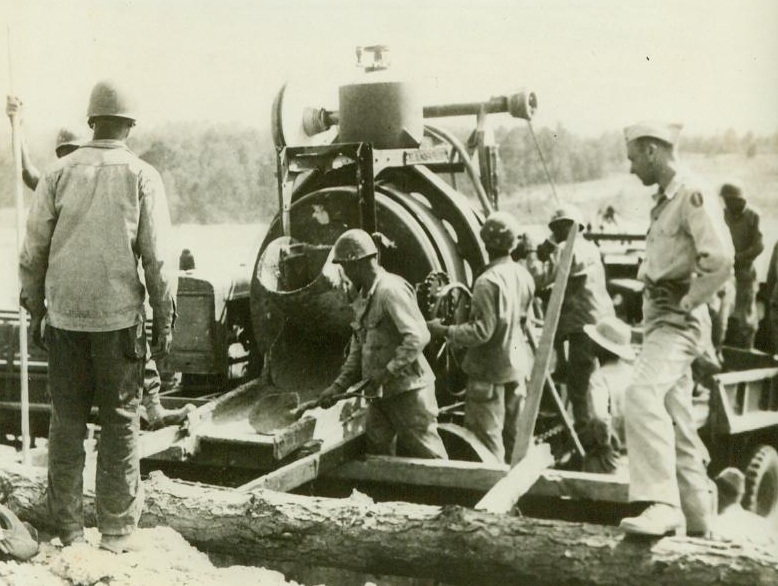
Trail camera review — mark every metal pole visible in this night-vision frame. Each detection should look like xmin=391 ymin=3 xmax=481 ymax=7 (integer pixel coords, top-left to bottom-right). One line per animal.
xmin=7 ymin=25 xmax=31 ymax=465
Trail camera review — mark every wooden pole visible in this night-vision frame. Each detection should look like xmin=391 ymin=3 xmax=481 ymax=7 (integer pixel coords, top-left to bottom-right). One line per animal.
xmin=6 ymin=26 xmax=31 ymax=465
xmin=510 ymin=224 xmax=578 ymax=464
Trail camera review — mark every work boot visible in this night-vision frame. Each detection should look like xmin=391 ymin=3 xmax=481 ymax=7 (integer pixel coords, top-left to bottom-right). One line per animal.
xmin=146 ymin=403 xmax=195 ymax=430
xmin=99 ymin=533 xmax=144 ymax=554
xmin=619 ymin=503 xmax=684 ymax=537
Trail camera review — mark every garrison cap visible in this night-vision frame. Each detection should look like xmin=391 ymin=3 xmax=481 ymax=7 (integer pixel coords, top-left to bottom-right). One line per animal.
xmin=623 ymin=121 xmax=683 ymax=146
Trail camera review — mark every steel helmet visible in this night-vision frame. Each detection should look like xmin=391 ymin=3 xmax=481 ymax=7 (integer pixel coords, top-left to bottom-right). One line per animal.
xmin=87 ymin=79 xmax=137 ymax=121
xmin=54 ymin=128 xmax=83 ymax=155
xmin=480 ymin=211 xmax=520 ymax=252
xmin=332 ymin=229 xmax=378 ymax=263
xmin=549 ymin=204 xmax=585 ymax=232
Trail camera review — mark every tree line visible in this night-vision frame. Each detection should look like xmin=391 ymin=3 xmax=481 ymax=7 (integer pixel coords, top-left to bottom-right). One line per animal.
xmin=1 ymin=123 xmax=776 ymax=224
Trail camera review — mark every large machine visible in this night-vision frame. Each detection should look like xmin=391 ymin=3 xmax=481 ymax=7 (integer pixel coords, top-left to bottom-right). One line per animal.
xmin=251 ymin=45 xmax=537 ymax=402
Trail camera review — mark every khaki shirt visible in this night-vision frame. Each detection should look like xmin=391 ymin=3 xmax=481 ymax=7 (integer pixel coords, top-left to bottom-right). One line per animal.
xmin=639 ymin=172 xmax=734 ymax=309
xmin=447 ymin=257 xmax=535 ymax=384
xmin=335 ymin=268 xmax=434 ymax=397
xmin=530 ymin=237 xmax=614 ymax=338
xmin=19 ymin=140 xmax=176 ymax=332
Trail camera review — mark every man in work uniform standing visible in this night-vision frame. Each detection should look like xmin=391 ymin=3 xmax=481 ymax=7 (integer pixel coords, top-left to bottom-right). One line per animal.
xmin=530 ymin=204 xmax=615 ymax=432
xmin=19 ymin=80 xmax=176 ymax=552
xmin=720 ymin=181 xmax=763 ymax=349
xmin=427 ymin=211 xmax=535 ymax=463
xmin=322 ymin=229 xmax=447 ymax=459
xmin=619 ymin=122 xmax=734 ymax=537
xmin=6 ymin=95 xmax=189 ymax=430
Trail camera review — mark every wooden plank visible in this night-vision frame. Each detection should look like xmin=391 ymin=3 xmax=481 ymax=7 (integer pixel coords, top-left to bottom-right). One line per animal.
xmin=511 ymin=225 xmax=578 ymax=464
xmin=714 ymin=367 xmax=778 ymax=385
xmin=330 ymin=455 xmax=509 ymax=492
xmin=475 ymin=443 xmax=554 ymax=513
xmin=140 ymin=425 xmax=189 ymax=459
xmin=327 ymin=455 xmax=630 ymax=503
xmin=237 ymin=434 xmax=364 ymax=493
xmin=530 ymin=468 xmax=629 ymax=503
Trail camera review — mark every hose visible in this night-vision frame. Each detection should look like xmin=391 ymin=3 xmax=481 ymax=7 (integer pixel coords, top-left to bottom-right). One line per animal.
xmin=424 ymin=124 xmax=493 ymax=216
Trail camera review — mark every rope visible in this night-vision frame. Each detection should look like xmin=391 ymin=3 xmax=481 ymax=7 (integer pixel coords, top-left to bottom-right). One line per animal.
xmin=527 ymin=120 xmax=560 ymax=207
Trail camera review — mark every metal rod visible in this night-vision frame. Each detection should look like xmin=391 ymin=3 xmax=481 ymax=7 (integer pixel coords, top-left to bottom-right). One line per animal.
xmin=423 ymin=96 xmax=511 ymax=119
xmin=7 ymin=24 xmax=31 ymax=465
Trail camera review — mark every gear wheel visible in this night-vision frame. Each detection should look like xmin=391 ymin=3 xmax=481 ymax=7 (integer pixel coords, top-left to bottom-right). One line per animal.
xmin=743 ymin=444 xmax=778 ymax=522
xmin=416 ymin=271 xmax=450 ymax=320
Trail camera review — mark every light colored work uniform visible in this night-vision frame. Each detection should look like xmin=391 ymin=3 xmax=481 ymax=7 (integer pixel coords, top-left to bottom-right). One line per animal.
xmin=446 ymin=257 xmax=535 ymax=462
xmin=334 ymin=268 xmax=447 ymax=459
xmin=724 ymin=204 xmax=763 ymax=348
xmin=626 ymin=172 xmax=733 ymax=532
xmin=19 ymin=140 xmax=175 ymax=542
xmin=529 ymin=237 xmax=614 ymax=424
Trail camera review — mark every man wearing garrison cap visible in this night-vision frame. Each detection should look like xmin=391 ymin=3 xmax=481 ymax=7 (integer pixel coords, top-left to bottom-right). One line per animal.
xmin=618 ymin=121 xmax=734 ymax=537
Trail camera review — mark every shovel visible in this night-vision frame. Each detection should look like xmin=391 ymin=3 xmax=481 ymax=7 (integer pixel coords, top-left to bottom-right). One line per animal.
xmin=248 ymin=392 xmax=302 ymax=434
xmin=290 ymin=379 xmax=374 ymax=420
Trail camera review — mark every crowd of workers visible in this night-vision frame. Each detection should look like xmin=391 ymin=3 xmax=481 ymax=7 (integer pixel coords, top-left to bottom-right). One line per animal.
xmin=4 ymin=80 xmax=777 ymax=559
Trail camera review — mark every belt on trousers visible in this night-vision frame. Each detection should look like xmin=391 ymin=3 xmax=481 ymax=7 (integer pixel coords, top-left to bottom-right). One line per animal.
xmin=643 ymin=278 xmax=690 ymax=301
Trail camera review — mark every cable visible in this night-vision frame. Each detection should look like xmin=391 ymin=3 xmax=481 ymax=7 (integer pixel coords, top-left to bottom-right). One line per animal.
xmin=527 ymin=120 xmax=560 ymax=207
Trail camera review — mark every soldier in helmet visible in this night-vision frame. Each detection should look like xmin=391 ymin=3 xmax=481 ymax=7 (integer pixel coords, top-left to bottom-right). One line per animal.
xmin=618 ymin=122 xmax=733 ymax=538
xmin=321 ymin=229 xmax=448 ymax=459
xmin=428 ymin=211 xmax=535 ymax=463
xmin=529 ymin=204 xmax=615 ymax=433
xmin=19 ymin=80 xmax=176 ymax=552
xmin=6 ymin=95 xmax=191 ymax=431
xmin=719 ymin=180 xmax=763 ymax=349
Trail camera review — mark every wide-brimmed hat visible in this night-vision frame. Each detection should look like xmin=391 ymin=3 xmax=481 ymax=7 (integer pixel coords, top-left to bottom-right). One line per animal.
xmin=583 ymin=316 xmax=635 ymax=361
xmin=715 ymin=467 xmax=745 ymax=501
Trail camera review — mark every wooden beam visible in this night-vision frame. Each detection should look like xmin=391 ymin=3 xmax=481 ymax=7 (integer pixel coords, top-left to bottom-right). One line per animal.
xmin=330 ymin=456 xmax=509 ymax=492
xmin=329 ymin=456 xmax=630 ymax=503
xmin=511 ymin=225 xmax=578 ymax=464
xmin=475 ymin=443 xmax=554 ymax=513
xmin=237 ymin=434 xmax=365 ymax=493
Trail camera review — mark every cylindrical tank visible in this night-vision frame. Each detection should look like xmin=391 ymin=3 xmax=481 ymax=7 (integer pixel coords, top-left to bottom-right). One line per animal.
xmin=338 ymin=75 xmax=423 ymax=149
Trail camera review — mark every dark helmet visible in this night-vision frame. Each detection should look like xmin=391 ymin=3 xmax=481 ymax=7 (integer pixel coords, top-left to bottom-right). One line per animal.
xmin=480 ymin=211 xmax=520 ymax=252
xmin=87 ymin=79 xmax=137 ymax=122
xmin=54 ymin=128 xmax=83 ymax=157
xmin=549 ymin=204 xmax=585 ymax=232
xmin=332 ymin=229 xmax=378 ymax=263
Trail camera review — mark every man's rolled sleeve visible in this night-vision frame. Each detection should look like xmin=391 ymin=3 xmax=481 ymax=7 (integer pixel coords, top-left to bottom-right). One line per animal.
xmin=685 ymin=192 xmax=735 ymax=306
xmin=19 ymin=174 xmax=58 ymax=316
xmin=137 ymin=168 xmax=176 ymax=331
xmin=384 ymin=283 xmax=429 ymax=375
xmin=447 ymin=280 xmax=497 ymax=348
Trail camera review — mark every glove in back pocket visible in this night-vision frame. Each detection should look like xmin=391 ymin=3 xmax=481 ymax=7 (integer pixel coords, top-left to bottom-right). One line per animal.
xmin=466 ymin=380 xmax=495 ymax=402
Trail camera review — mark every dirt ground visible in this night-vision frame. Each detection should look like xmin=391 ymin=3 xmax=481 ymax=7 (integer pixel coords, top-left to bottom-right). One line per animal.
xmin=0 ymin=527 xmax=308 ymax=586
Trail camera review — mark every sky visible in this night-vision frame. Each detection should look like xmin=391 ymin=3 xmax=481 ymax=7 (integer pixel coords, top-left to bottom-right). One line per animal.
xmin=1 ymin=0 xmax=777 ymax=142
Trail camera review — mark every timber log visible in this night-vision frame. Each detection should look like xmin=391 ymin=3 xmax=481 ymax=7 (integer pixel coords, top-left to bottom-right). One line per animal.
xmin=1 ymin=463 xmax=777 ymax=585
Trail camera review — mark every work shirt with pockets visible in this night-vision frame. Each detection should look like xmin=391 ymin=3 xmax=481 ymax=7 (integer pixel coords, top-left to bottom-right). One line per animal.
xmin=334 ymin=268 xmax=434 ymax=397
xmin=639 ymin=171 xmax=734 ymax=309
xmin=19 ymin=139 xmax=176 ymax=333
xmin=529 ymin=236 xmax=614 ymax=338
xmin=447 ymin=256 xmax=535 ymax=384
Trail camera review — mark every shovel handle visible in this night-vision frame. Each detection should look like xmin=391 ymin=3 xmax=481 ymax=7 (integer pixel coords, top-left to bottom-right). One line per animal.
xmin=293 ymin=379 xmax=372 ymax=418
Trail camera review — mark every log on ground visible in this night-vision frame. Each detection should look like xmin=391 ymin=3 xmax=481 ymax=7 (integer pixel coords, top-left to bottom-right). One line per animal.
xmin=1 ymin=463 xmax=777 ymax=586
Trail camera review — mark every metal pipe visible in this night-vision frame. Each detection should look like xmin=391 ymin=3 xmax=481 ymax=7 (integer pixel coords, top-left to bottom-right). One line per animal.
xmin=424 ymin=124 xmax=493 ymax=216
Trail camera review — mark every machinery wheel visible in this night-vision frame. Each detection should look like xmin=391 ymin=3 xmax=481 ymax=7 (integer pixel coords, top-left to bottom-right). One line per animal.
xmin=743 ymin=444 xmax=778 ymax=522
